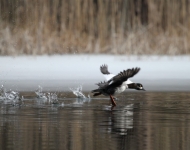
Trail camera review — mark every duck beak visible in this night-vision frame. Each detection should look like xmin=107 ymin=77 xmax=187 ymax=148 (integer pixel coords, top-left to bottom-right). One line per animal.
xmin=142 ymin=88 xmax=146 ymax=91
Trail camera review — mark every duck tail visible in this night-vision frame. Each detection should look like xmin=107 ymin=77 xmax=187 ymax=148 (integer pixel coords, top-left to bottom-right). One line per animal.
xmin=93 ymin=92 xmax=101 ymax=96
xmin=91 ymin=89 xmax=102 ymax=96
xmin=91 ymin=89 xmax=98 ymax=92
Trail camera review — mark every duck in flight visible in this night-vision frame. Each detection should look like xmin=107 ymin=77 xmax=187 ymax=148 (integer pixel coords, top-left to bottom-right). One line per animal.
xmin=91 ymin=64 xmax=145 ymax=106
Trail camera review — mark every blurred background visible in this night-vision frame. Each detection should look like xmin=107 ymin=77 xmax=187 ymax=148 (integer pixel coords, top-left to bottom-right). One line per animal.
xmin=1 ymin=2 xmax=190 ymax=150
xmin=0 ymin=0 xmax=190 ymax=56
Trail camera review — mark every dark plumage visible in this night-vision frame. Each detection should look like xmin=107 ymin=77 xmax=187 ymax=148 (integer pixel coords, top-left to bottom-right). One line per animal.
xmin=100 ymin=64 xmax=110 ymax=74
xmin=92 ymin=67 xmax=141 ymax=106
xmin=107 ymin=68 xmax=140 ymax=86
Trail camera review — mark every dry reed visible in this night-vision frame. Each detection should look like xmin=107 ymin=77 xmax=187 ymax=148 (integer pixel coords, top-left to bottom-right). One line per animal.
xmin=0 ymin=0 xmax=190 ymax=55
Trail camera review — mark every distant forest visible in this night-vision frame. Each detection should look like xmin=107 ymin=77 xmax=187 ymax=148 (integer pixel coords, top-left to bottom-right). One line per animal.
xmin=0 ymin=0 xmax=190 ymax=55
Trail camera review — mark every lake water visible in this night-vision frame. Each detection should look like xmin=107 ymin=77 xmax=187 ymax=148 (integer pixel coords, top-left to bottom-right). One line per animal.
xmin=0 ymin=54 xmax=190 ymax=149
xmin=0 ymin=91 xmax=190 ymax=150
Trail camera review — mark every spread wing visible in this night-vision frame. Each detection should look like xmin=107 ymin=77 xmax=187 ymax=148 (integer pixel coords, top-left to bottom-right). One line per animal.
xmin=100 ymin=64 xmax=115 ymax=81
xmin=108 ymin=67 xmax=140 ymax=87
xmin=96 ymin=81 xmax=109 ymax=89
xmin=91 ymin=81 xmax=109 ymax=94
xmin=100 ymin=64 xmax=110 ymax=74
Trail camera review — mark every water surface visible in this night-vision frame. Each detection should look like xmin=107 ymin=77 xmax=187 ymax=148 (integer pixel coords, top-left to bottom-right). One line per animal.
xmin=0 ymin=92 xmax=190 ymax=150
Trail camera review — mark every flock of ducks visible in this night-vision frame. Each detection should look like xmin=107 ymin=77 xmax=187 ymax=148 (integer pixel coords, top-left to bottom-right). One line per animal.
xmin=92 ymin=64 xmax=145 ymax=106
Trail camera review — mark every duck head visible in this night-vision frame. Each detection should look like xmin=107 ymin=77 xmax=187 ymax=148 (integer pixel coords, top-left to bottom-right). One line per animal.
xmin=135 ymin=83 xmax=146 ymax=91
xmin=128 ymin=83 xmax=146 ymax=91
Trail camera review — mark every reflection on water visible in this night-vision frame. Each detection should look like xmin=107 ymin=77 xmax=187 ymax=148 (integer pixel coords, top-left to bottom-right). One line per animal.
xmin=0 ymin=92 xmax=190 ymax=150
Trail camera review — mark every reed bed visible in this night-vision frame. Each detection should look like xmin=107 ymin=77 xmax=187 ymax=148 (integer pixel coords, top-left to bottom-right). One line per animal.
xmin=0 ymin=0 xmax=190 ymax=55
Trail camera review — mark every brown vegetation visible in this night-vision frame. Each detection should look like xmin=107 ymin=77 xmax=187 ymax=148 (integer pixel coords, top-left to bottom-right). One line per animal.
xmin=0 ymin=0 xmax=190 ymax=55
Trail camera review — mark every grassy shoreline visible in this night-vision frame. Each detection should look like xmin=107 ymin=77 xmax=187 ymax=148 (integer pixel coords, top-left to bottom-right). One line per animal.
xmin=0 ymin=0 xmax=190 ymax=55
xmin=0 ymin=25 xmax=189 ymax=55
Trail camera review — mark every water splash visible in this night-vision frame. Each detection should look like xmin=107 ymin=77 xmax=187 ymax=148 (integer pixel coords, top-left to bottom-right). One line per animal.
xmin=35 ymin=85 xmax=47 ymax=99
xmin=47 ymin=92 xmax=58 ymax=104
xmin=35 ymin=86 xmax=59 ymax=105
xmin=5 ymin=90 xmax=20 ymax=100
xmin=61 ymin=102 xmax=64 ymax=107
xmin=70 ymin=85 xmax=86 ymax=99
xmin=0 ymin=85 xmax=6 ymax=99
xmin=0 ymin=85 xmax=21 ymax=101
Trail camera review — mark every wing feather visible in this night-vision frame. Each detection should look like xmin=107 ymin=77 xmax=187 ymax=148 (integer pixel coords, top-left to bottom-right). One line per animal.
xmin=100 ymin=64 xmax=115 ymax=81
xmin=108 ymin=67 xmax=140 ymax=87
xmin=96 ymin=81 xmax=109 ymax=89
xmin=100 ymin=64 xmax=110 ymax=74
